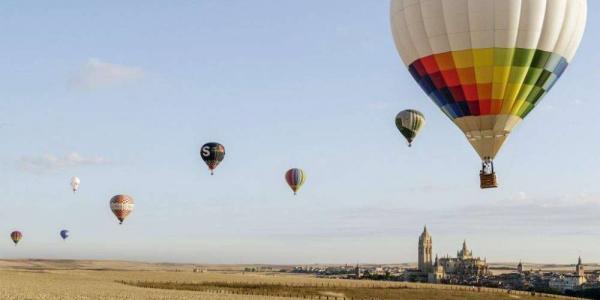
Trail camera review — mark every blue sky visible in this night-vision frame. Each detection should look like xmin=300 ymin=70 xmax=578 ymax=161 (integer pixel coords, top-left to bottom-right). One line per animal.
xmin=0 ymin=1 xmax=599 ymax=265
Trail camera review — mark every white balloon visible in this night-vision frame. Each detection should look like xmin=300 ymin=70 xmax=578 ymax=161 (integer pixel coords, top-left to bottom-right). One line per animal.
xmin=70 ymin=176 xmax=80 ymax=192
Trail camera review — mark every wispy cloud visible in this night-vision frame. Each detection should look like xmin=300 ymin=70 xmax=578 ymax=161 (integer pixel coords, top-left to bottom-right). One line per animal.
xmin=423 ymin=193 xmax=600 ymax=235
xmin=19 ymin=152 xmax=110 ymax=172
xmin=270 ymin=193 xmax=600 ymax=239
xmin=70 ymin=58 xmax=145 ymax=90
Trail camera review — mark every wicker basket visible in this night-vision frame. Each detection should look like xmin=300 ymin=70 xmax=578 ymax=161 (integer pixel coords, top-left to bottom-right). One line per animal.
xmin=480 ymin=173 xmax=498 ymax=189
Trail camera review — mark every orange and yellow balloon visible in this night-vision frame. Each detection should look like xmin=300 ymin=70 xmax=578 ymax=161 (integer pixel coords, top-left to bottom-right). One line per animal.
xmin=110 ymin=195 xmax=135 ymax=225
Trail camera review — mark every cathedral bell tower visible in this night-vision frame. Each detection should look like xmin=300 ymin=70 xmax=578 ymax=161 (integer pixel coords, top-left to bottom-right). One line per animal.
xmin=418 ymin=225 xmax=433 ymax=272
xmin=576 ymin=257 xmax=585 ymax=277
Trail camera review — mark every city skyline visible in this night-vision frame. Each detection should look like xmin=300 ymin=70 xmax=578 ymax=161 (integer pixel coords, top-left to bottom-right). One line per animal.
xmin=0 ymin=1 xmax=599 ymax=264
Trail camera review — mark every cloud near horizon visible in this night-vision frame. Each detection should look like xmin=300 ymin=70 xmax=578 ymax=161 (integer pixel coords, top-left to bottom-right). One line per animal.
xmin=70 ymin=58 xmax=145 ymax=90
xmin=19 ymin=152 xmax=110 ymax=172
xmin=250 ymin=192 xmax=600 ymax=240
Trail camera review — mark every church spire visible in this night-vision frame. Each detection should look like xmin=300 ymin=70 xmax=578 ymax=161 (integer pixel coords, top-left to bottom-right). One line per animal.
xmin=420 ymin=225 xmax=431 ymax=240
xmin=576 ymin=256 xmax=584 ymax=277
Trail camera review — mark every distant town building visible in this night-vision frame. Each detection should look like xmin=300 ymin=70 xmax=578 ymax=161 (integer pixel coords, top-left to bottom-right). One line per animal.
xmin=577 ymin=257 xmax=585 ymax=277
xmin=549 ymin=257 xmax=587 ymax=292
xmin=192 ymin=266 xmax=206 ymax=273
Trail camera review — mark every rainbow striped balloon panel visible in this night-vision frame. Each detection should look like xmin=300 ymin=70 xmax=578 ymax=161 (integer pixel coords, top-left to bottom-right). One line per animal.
xmin=408 ymin=48 xmax=568 ymax=120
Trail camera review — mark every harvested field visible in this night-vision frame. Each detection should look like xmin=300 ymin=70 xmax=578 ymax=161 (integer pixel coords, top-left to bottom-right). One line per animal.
xmin=0 ymin=262 xmax=580 ymax=300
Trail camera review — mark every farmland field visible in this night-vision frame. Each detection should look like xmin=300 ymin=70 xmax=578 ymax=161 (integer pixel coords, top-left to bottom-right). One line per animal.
xmin=0 ymin=260 xmax=575 ymax=300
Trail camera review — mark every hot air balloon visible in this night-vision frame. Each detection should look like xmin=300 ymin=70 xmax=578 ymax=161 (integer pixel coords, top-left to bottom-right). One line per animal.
xmin=285 ymin=168 xmax=306 ymax=195
xmin=396 ymin=109 xmax=425 ymax=147
xmin=110 ymin=195 xmax=134 ymax=225
xmin=10 ymin=231 xmax=22 ymax=245
xmin=200 ymin=142 xmax=225 ymax=175
xmin=60 ymin=229 xmax=69 ymax=241
xmin=390 ymin=0 xmax=587 ymax=188
xmin=71 ymin=177 xmax=80 ymax=193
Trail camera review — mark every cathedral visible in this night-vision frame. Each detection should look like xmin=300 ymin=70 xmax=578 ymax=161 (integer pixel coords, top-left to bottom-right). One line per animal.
xmin=416 ymin=226 xmax=490 ymax=283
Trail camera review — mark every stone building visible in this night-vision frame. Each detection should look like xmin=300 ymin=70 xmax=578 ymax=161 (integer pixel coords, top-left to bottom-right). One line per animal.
xmin=429 ymin=255 xmax=446 ymax=283
xmin=418 ymin=225 xmax=433 ymax=273
xmin=549 ymin=257 xmax=587 ymax=292
xmin=577 ymin=256 xmax=585 ymax=277
xmin=414 ymin=225 xmax=490 ymax=283
xmin=435 ymin=240 xmax=490 ymax=280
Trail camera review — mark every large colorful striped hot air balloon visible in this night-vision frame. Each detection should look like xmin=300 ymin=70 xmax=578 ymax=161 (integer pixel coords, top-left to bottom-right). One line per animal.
xmin=390 ymin=0 xmax=587 ymax=188
xmin=10 ymin=231 xmax=22 ymax=245
xmin=285 ymin=168 xmax=306 ymax=195
xmin=396 ymin=109 xmax=426 ymax=147
xmin=110 ymin=195 xmax=135 ymax=225
xmin=200 ymin=142 xmax=226 ymax=175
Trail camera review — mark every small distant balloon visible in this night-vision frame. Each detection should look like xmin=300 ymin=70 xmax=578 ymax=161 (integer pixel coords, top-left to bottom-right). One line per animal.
xmin=10 ymin=231 xmax=22 ymax=245
xmin=60 ymin=229 xmax=69 ymax=241
xmin=285 ymin=168 xmax=306 ymax=195
xmin=200 ymin=142 xmax=225 ymax=175
xmin=110 ymin=195 xmax=135 ymax=225
xmin=395 ymin=109 xmax=425 ymax=147
xmin=71 ymin=177 xmax=80 ymax=193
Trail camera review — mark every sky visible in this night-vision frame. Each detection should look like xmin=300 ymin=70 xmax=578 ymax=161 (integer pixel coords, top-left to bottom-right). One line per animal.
xmin=0 ymin=1 xmax=599 ymax=265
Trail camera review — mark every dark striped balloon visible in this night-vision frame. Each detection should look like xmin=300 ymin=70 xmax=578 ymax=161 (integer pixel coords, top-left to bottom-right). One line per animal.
xmin=285 ymin=168 xmax=306 ymax=195
xmin=395 ymin=109 xmax=425 ymax=147
xmin=10 ymin=231 xmax=22 ymax=245
xmin=60 ymin=229 xmax=70 ymax=241
xmin=200 ymin=142 xmax=226 ymax=175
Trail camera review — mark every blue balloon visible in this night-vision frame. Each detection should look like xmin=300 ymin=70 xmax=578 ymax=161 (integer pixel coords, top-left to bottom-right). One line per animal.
xmin=60 ymin=229 xmax=69 ymax=240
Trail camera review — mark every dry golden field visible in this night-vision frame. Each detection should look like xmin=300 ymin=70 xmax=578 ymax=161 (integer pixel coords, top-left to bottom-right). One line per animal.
xmin=0 ymin=260 xmax=580 ymax=300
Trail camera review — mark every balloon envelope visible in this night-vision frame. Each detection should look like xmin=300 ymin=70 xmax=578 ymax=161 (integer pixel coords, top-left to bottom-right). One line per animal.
xmin=200 ymin=142 xmax=225 ymax=175
xmin=395 ymin=109 xmax=425 ymax=146
xmin=60 ymin=230 xmax=69 ymax=240
xmin=110 ymin=195 xmax=134 ymax=224
xmin=285 ymin=168 xmax=306 ymax=195
xmin=10 ymin=231 xmax=22 ymax=245
xmin=390 ymin=0 xmax=587 ymax=160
